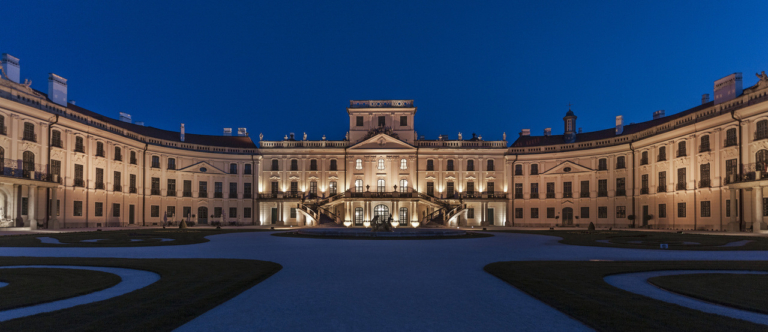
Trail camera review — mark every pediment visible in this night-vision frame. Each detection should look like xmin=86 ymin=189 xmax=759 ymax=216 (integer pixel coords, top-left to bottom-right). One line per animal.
xmin=348 ymin=133 xmax=416 ymax=151
xmin=541 ymin=161 xmax=593 ymax=175
xmin=178 ymin=161 xmax=228 ymax=175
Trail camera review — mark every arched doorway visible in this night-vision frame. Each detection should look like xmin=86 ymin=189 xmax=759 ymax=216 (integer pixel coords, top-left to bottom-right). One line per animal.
xmin=374 ymin=204 xmax=389 ymax=223
xmin=198 ymin=206 xmax=208 ymax=225
xmin=562 ymin=207 xmax=573 ymax=226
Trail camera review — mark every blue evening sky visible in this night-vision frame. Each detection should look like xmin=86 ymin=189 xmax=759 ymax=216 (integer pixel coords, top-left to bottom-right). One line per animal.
xmin=3 ymin=1 xmax=768 ymax=143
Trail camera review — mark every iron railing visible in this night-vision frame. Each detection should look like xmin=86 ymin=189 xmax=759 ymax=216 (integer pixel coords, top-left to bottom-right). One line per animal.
xmin=114 ymin=184 xmax=122 ymax=192
xmin=563 ymin=192 xmax=573 ymax=198
xmin=530 ymin=193 xmax=539 ymax=199
xmin=598 ymin=190 xmax=608 ymax=197
xmin=641 ymin=187 xmax=649 ymax=195
xmin=546 ymin=192 xmax=555 ymax=199
xmin=151 ymin=189 xmax=161 ymax=195
xmin=167 ymin=190 xmax=177 ymax=197
xmin=580 ymin=192 xmax=590 ymax=198
xmin=229 ymin=192 xmax=238 ymax=199
xmin=724 ymin=138 xmax=737 ymax=147
xmin=0 ymin=160 xmax=59 ymax=183
xmin=214 ymin=192 xmax=223 ymax=198
xmin=129 ymin=186 xmax=137 ymax=194
xmin=616 ymin=189 xmax=626 ymax=196
xmin=199 ymin=191 xmax=208 ymax=198
xmin=183 ymin=191 xmax=193 ymax=197
xmin=657 ymin=185 xmax=667 ymax=193
xmin=95 ymin=182 xmax=105 ymax=190
xmin=677 ymin=183 xmax=686 ymax=191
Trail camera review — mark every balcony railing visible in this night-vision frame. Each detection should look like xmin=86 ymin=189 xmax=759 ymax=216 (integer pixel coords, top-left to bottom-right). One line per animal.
xmin=699 ymin=146 xmax=710 ymax=153
xmin=724 ymin=138 xmax=738 ymax=147
xmin=699 ymin=179 xmax=711 ymax=188
xmin=0 ymin=126 xmax=6 ymax=135
xmin=96 ymin=150 xmax=105 ymax=157
xmin=677 ymin=183 xmax=686 ymax=191
xmin=130 ymin=158 xmax=138 ymax=165
xmin=151 ymin=189 xmax=161 ymax=195
xmin=115 ymin=155 xmax=122 ymax=162
xmin=214 ymin=192 xmax=223 ymax=198
xmin=515 ymin=193 xmax=523 ymax=199
xmin=546 ymin=192 xmax=555 ymax=199
xmin=0 ymin=160 xmax=59 ymax=183
xmin=657 ymin=185 xmax=667 ymax=193
xmin=580 ymin=192 xmax=590 ymax=198
xmin=95 ymin=182 xmax=105 ymax=190
xmin=75 ymin=145 xmax=85 ymax=153
xmin=755 ymin=131 xmax=768 ymax=141
xmin=657 ymin=155 xmax=666 ymax=162
xmin=598 ymin=190 xmax=608 ymax=197
xmin=113 ymin=184 xmax=122 ymax=192
xmin=167 ymin=190 xmax=177 ymax=196
xmin=563 ymin=192 xmax=573 ymax=198
xmin=51 ymin=139 xmax=63 ymax=148
xmin=74 ymin=178 xmax=85 ymax=187
xmin=641 ymin=187 xmax=649 ymax=195
xmin=183 ymin=191 xmax=193 ymax=197
xmin=530 ymin=193 xmax=539 ymax=199
xmin=129 ymin=186 xmax=137 ymax=194
xmin=243 ymin=192 xmax=252 ymax=199
xmin=616 ymin=189 xmax=626 ymax=196
xmin=677 ymin=150 xmax=687 ymax=158
xmin=514 ymin=170 xmax=523 ymax=176
xmin=22 ymin=133 xmax=37 ymax=142
xmin=199 ymin=191 xmax=208 ymax=198
xmin=229 ymin=192 xmax=238 ymax=199
xmin=640 ymin=158 xmax=648 ymax=165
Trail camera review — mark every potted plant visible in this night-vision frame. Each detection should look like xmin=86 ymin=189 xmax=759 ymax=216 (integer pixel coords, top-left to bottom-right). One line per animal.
xmin=627 ymin=215 xmax=636 ymax=228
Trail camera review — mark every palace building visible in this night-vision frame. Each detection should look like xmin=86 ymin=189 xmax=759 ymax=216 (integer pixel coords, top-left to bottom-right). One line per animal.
xmin=2 ymin=52 xmax=768 ymax=232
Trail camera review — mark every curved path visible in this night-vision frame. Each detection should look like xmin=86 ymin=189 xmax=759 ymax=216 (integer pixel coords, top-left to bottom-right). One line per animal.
xmin=0 ymin=265 xmax=159 ymax=322
xmin=605 ymin=270 xmax=768 ymax=325
xmin=0 ymin=232 xmax=767 ymax=331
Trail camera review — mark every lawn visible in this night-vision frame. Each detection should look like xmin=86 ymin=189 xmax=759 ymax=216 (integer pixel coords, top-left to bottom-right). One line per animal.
xmin=492 ymin=229 xmax=768 ymax=250
xmin=0 ymin=268 xmax=121 ymax=310
xmin=0 ymin=229 xmax=271 ymax=247
xmin=649 ymin=273 xmax=768 ymax=315
xmin=484 ymin=261 xmax=768 ymax=332
xmin=0 ymin=257 xmax=281 ymax=332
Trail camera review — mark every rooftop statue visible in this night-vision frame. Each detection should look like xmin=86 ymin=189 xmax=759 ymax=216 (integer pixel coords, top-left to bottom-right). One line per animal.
xmin=259 ymin=133 xmax=263 ymax=141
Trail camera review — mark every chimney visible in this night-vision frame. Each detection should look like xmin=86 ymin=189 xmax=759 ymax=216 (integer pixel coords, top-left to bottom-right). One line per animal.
xmin=520 ymin=129 xmax=530 ymax=136
xmin=653 ymin=110 xmax=665 ymax=120
xmin=119 ymin=112 xmax=132 ymax=123
xmin=223 ymin=128 xmax=232 ymax=136
xmin=615 ymin=115 xmax=624 ymax=135
xmin=544 ymin=128 xmax=551 ymax=136
xmin=714 ymin=73 xmax=743 ymax=104
xmin=578 ymin=128 xmax=582 ymax=134
xmin=180 ymin=123 xmax=185 ymax=142
xmin=701 ymin=94 xmax=710 ymax=104
xmin=47 ymin=73 xmax=68 ymax=106
xmin=1 ymin=54 xmax=20 ymax=83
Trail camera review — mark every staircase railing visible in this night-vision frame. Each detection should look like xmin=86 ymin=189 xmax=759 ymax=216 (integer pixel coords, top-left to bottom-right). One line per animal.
xmin=296 ymin=203 xmax=319 ymax=226
xmin=318 ymin=206 xmax=341 ymax=224
xmin=422 ymin=209 xmax=444 ymax=225
xmin=446 ymin=203 xmax=468 ymax=226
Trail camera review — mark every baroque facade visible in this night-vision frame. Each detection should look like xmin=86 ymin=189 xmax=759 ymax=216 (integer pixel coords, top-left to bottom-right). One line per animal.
xmin=2 ymin=53 xmax=768 ymax=232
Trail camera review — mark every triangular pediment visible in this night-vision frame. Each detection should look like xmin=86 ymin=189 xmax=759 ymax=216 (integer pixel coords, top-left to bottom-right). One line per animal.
xmin=348 ymin=133 xmax=416 ymax=151
xmin=541 ymin=161 xmax=593 ymax=175
xmin=178 ymin=161 xmax=228 ymax=175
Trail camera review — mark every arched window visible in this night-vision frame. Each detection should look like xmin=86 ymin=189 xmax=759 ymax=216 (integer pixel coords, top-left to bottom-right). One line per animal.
xmin=677 ymin=141 xmax=687 ymax=157
xmin=130 ymin=151 xmax=137 ymax=164
xmin=757 ymin=120 xmax=768 ymax=140
xmin=487 ymin=160 xmax=494 ymax=171
xmin=329 ymin=181 xmax=337 ymax=195
xmin=355 ymin=179 xmax=363 ymax=192
xmin=726 ymin=128 xmax=738 ymax=146
xmin=96 ymin=141 xmax=105 ymax=157
xmin=75 ymin=136 xmax=85 ymax=153
xmin=374 ymin=204 xmax=389 ymax=222
xmin=399 ymin=207 xmax=408 ymax=226
xmin=114 ymin=146 xmax=122 ymax=161
xmin=641 ymin=151 xmax=648 ymax=165
xmin=355 ymin=159 xmax=362 ymax=170
xmin=0 ymin=115 xmax=5 ymax=135
xmin=400 ymin=158 xmax=407 ymax=170
xmin=399 ymin=179 xmax=408 ymax=192
xmin=616 ymin=156 xmax=626 ymax=169
xmin=377 ymin=179 xmax=386 ymax=192
xmin=378 ymin=159 xmax=385 ymax=170
xmin=23 ymin=122 xmax=35 ymax=141
xmin=354 ymin=207 xmax=363 ymax=225
xmin=51 ymin=130 xmax=62 ymax=148
xmin=22 ymin=151 xmax=35 ymax=178
xmin=757 ymin=150 xmax=768 ymax=174
xmin=467 ymin=160 xmax=474 ymax=171
xmin=658 ymin=146 xmax=666 ymax=161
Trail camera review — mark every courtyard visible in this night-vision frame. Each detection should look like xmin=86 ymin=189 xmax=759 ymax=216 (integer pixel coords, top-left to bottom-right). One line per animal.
xmin=0 ymin=228 xmax=766 ymax=331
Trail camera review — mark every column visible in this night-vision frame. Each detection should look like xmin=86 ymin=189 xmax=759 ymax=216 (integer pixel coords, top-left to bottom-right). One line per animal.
xmin=14 ymin=184 xmax=22 ymax=227
xmin=28 ymin=185 xmax=37 ymax=229
xmin=755 ymin=187 xmax=763 ymax=233
xmin=50 ymin=187 xmax=59 ymax=229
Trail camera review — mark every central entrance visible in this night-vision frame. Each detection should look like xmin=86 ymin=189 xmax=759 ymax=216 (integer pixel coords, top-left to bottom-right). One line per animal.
xmin=198 ymin=207 xmax=208 ymax=225
xmin=374 ymin=204 xmax=389 ymax=223
xmin=562 ymin=207 xmax=573 ymax=226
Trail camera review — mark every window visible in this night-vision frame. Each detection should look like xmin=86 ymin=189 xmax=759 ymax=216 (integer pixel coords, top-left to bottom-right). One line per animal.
xmin=183 ymin=180 xmax=192 ymax=196
xmin=640 ymin=151 xmax=648 ymax=165
xmin=598 ymin=158 xmax=607 ymax=170
xmin=427 ymin=160 xmax=434 ymax=171
xmin=658 ymin=171 xmax=667 ymax=192
xmin=515 ymin=165 xmax=523 ymax=175
xmin=487 ymin=182 xmax=494 ymax=194
xmin=310 ymin=160 xmax=317 ymax=171
xmin=726 ymin=159 xmax=738 ymax=182
xmin=355 ymin=179 xmax=363 ymax=192
xmin=616 ymin=156 xmax=625 ymax=169
xmin=616 ymin=206 xmax=626 ymax=218
xmin=114 ymin=146 xmax=122 ymax=161
xmin=400 ymin=116 xmax=407 ymax=126
xmin=725 ymin=128 xmax=737 ymax=146
xmin=214 ymin=207 xmax=222 ymax=218
xmin=151 ymin=156 xmax=160 ymax=168
xmin=467 ymin=208 xmax=475 ymax=219
xmin=764 ymin=198 xmax=768 ymax=217
xmin=580 ymin=207 xmax=589 ymax=219
xmin=270 ymin=181 xmax=278 ymax=194
xmin=150 ymin=205 xmax=159 ymax=218
xmin=400 ymin=179 xmax=408 ymax=192
xmin=546 ymin=182 xmax=555 ymax=198
xmin=23 ymin=122 xmax=35 ymax=141
xmin=114 ymin=171 xmax=122 ymax=191
xmin=229 ymin=207 xmax=237 ymax=218
xmin=96 ymin=142 xmax=104 ymax=157
xmin=74 ymin=165 xmax=85 ymax=187
xmin=130 ymin=151 xmax=137 ymax=164
xmin=466 ymin=182 xmax=475 ymax=194
xmin=215 ymin=182 xmax=223 ymax=195
xmin=580 ymin=181 xmax=589 ymax=197
xmin=616 ymin=178 xmax=625 ymax=196
xmin=229 ymin=183 xmax=238 ymax=198
xmin=677 ymin=168 xmax=686 ymax=190
xmin=95 ymin=201 xmax=104 ymax=217
xmin=356 ymin=116 xmax=364 ymax=126
xmin=400 ymin=158 xmax=407 ymax=170
xmin=152 ymin=178 xmax=161 ymax=195
xmin=356 ymin=159 xmax=362 ymax=170
xmin=290 ymin=208 xmax=297 ymax=219
xmin=167 ymin=179 xmax=176 ymax=196
xmin=726 ymin=199 xmax=738 ymax=217
xmin=165 ymin=158 xmax=175 ymax=170
xmin=378 ymin=116 xmax=385 ymax=127
xmin=701 ymin=201 xmax=711 ymax=217
xmin=467 ymin=160 xmax=474 ymax=171
xmin=399 ymin=207 xmax=408 ymax=222
xmin=199 ymin=181 xmax=208 ymax=197
xmin=95 ymin=168 xmax=104 ymax=189
xmin=678 ymin=202 xmax=686 ymax=218
xmin=427 ymin=182 xmax=434 ymax=196
xmin=291 ymin=160 xmax=298 ymax=171
xmin=244 ymin=183 xmax=251 ymax=198
xmin=309 ymin=181 xmax=317 ymax=196
xmin=515 ymin=208 xmax=523 ymax=218
xmin=377 ymin=179 xmax=385 ymax=192
xmin=531 ymin=208 xmax=539 ymax=219
xmin=244 ymin=164 xmax=252 ymax=174
xmin=658 ymin=146 xmax=666 ymax=161
xmin=183 ymin=207 xmax=191 ymax=219
xmin=330 ymin=160 xmax=337 ymax=171
xmin=447 ymin=160 xmax=454 ymax=171
xmin=75 ymin=136 xmax=85 ymax=153
xmin=598 ymin=207 xmax=607 ymax=218
xmin=487 ymin=160 xmax=494 ymax=171
xmin=530 ymin=164 xmax=538 ymax=175
xmin=0 ymin=115 xmax=3 ymax=135
xmin=167 ymin=206 xmax=175 ymax=218
xmin=20 ymin=197 xmax=28 ymax=215
xmin=329 ymin=181 xmax=337 ymax=195
xmin=271 ymin=160 xmax=279 ymax=171
xmin=659 ymin=204 xmax=667 ymax=218
xmin=530 ymin=183 xmax=539 ymax=198
xmin=757 ymin=150 xmax=768 ymax=175
xmin=700 ymin=135 xmax=710 ymax=152
xmin=677 ymin=141 xmax=687 ymax=157
xmin=355 ymin=207 xmax=363 ymax=225
xmin=700 ymin=164 xmax=710 ymax=187
xmin=229 ymin=163 xmax=237 ymax=174
xmin=74 ymin=201 xmax=83 ymax=216
xmin=244 ymin=208 xmax=252 ymax=218
xmin=563 ymin=182 xmax=572 ymax=198
xmin=51 ymin=130 xmax=62 ymax=147
xmin=130 ymin=174 xmax=137 ymax=192
xmin=447 ymin=182 xmax=455 ymax=197
xmin=757 ymin=120 xmax=768 ymax=140
xmin=378 ymin=159 xmax=385 ymax=170
xmin=641 ymin=174 xmax=648 ymax=193
xmin=50 ymin=160 xmax=61 ymax=177
xmin=547 ymin=208 xmax=555 ymax=219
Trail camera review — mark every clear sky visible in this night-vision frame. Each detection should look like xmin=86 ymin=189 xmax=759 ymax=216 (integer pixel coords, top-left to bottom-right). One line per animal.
xmin=3 ymin=1 xmax=768 ymax=143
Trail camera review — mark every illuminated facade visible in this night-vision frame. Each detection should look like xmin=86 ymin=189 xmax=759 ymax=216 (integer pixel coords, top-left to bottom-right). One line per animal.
xmin=2 ymin=53 xmax=768 ymax=231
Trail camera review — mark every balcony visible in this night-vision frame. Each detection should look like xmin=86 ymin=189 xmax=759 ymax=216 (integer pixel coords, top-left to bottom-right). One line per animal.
xmin=515 ymin=193 xmax=523 ymax=199
xmin=22 ymin=133 xmax=37 ymax=143
xmin=514 ymin=170 xmax=523 ymax=176
xmin=243 ymin=192 xmax=252 ymax=199
xmin=676 ymin=151 xmax=687 ymax=158
xmin=657 ymin=185 xmax=667 ymax=193
xmin=199 ymin=191 xmax=208 ymax=198
xmin=546 ymin=192 xmax=555 ymax=199
xmin=580 ymin=192 xmax=590 ymax=198
xmin=677 ymin=183 xmax=686 ymax=191
xmin=51 ymin=139 xmax=63 ymax=148
xmin=0 ymin=160 xmax=60 ymax=183
xmin=151 ymin=189 xmax=161 ymax=195
xmin=74 ymin=179 xmax=85 ymax=187
xmin=755 ymin=131 xmax=768 ymax=141
xmin=641 ymin=187 xmax=649 ymax=195
xmin=96 ymin=150 xmax=105 ymax=157
xmin=724 ymin=138 xmax=738 ymax=147
xmin=214 ymin=192 xmax=223 ymax=198
xmin=598 ymin=190 xmax=608 ymax=197
xmin=640 ymin=158 xmax=648 ymax=165
xmin=487 ymin=166 xmax=494 ymax=171
xmin=130 ymin=158 xmax=138 ymax=165
xmin=699 ymin=146 xmax=710 ymax=153
xmin=151 ymin=163 xmax=160 ymax=169
xmin=657 ymin=155 xmax=667 ymax=162
xmin=530 ymin=193 xmax=539 ymax=199
xmin=129 ymin=186 xmax=137 ymax=194
xmin=167 ymin=190 xmax=177 ymax=196
xmin=699 ymin=179 xmax=711 ymax=188
xmin=563 ymin=192 xmax=573 ymax=198
xmin=75 ymin=145 xmax=85 ymax=153
xmin=0 ymin=126 xmax=6 ymax=135
xmin=616 ymin=189 xmax=626 ymax=196
xmin=183 ymin=191 xmax=193 ymax=197
xmin=113 ymin=184 xmax=122 ymax=192
xmin=229 ymin=192 xmax=238 ymax=199
xmin=95 ymin=182 xmax=105 ymax=190
xmin=114 ymin=155 xmax=122 ymax=162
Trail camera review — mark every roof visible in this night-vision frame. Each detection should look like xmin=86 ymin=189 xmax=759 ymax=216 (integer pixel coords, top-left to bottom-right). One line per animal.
xmin=512 ymin=101 xmax=715 ymax=148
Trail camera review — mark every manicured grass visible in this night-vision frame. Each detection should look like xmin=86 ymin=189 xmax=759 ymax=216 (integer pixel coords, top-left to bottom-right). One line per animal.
xmin=649 ymin=273 xmax=768 ymax=315
xmin=0 ymin=257 xmax=281 ymax=332
xmin=0 ymin=229 xmax=271 ymax=247
xmin=0 ymin=268 xmax=121 ymax=310
xmin=272 ymin=230 xmax=494 ymax=240
xmin=484 ymin=261 xmax=768 ymax=332
xmin=492 ymin=229 xmax=768 ymax=250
